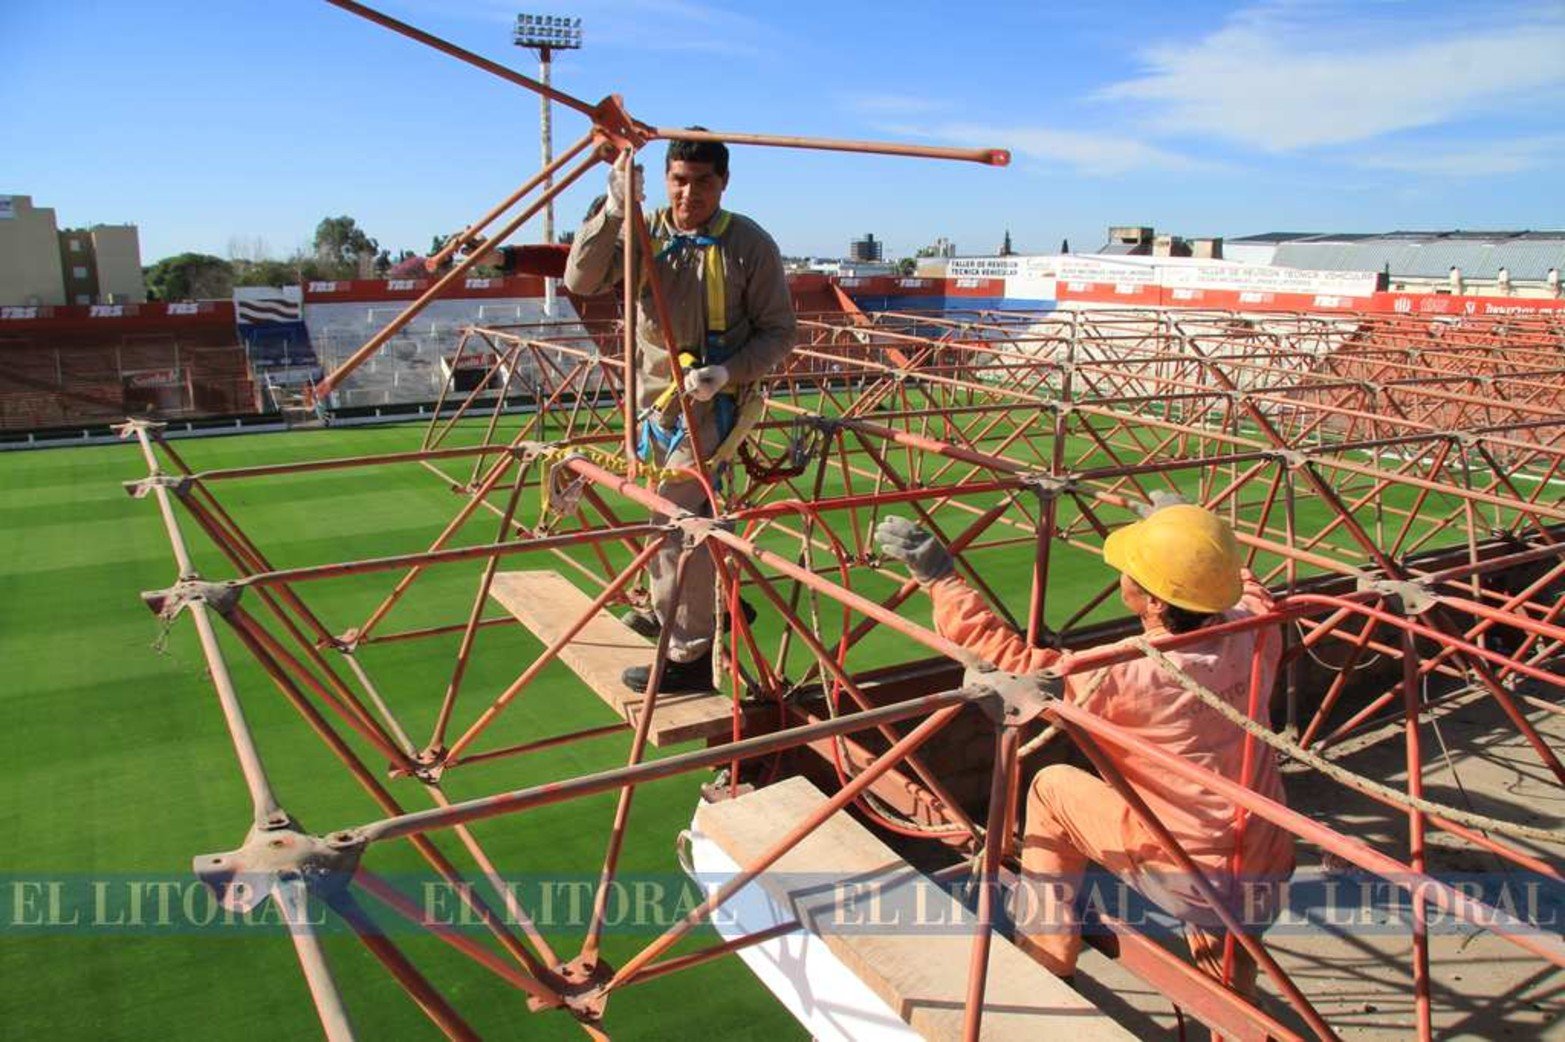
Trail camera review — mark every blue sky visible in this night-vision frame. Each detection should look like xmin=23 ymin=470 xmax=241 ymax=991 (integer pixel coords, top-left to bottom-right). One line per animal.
xmin=4 ymin=1 xmax=1562 ymax=265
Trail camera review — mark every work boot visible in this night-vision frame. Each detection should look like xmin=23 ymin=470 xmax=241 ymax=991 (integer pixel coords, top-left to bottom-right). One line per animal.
xmin=621 ymin=609 xmax=660 ymax=639
xmin=621 ymin=653 xmax=713 ymax=694
xmin=618 ymin=600 xmax=757 ymax=640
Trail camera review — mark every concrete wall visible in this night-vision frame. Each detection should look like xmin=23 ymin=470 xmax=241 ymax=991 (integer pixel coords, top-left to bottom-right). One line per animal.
xmin=1388 ymin=274 xmax=1562 ymax=299
xmin=0 ymin=196 xmax=65 ymax=306
xmin=90 ymin=225 xmax=146 ymax=303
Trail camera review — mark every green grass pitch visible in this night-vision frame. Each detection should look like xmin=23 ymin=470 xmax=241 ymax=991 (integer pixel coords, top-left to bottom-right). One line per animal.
xmin=0 ymin=424 xmax=808 ymax=1041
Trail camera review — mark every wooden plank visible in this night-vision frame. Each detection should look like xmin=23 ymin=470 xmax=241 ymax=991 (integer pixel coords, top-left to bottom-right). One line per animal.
xmin=489 ymin=570 xmax=741 ymax=746
xmin=696 ymin=776 xmax=1137 ymax=1042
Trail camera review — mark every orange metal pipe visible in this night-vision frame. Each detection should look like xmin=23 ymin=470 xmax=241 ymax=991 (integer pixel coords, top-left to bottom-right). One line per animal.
xmin=653 ymin=125 xmax=1009 ymax=166
xmin=606 ymin=702 xmax=966 ymax=990
xmin=324 ymin=0 xmax=595 ymax=115
xmin=428 ymin=132 xmax=595 ymax=270
xmin=962 ymin=725 xmax=1019 ymax=1042
xmin=313 ymin=147 xmax=603 ymax=399
xmin=1050 ymin=698 xmax=1565 ymax=970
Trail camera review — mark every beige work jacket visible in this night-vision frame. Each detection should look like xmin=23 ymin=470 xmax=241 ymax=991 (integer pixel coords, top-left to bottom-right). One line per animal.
xmin=563 ymin=205 xmax=797 ymax=412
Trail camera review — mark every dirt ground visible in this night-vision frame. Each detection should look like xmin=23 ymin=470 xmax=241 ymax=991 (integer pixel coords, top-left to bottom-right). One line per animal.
xmin=1073 ymin=684 xmax=1564 ymax=1041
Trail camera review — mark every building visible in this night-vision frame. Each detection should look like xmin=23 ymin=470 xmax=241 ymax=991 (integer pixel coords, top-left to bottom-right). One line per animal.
xmin=58 ymin=224 xmax=145 ymax=305
xmin=58 ymin=228 xmax=99 ymax=304
xmin=926 ymin=237 xmax=956 ymax=259
xmin=849 ymin=233 xmax=883 ymax=263
xmin=1220 ymin=232 xmax=1314 ymax=266
xmin=0 ymin=195 xmax=67 ymax=306
xmin=804 ymin=258 xmax=895 ymax=277
xmin=1102 ymin=225 xmax=1154 ymax=255
xmin=87 ymin=225 xmax=145 ymax=303
xmin=0 ymin=195 xmax=145 ymax=306
xmin=1098 ymin=225 xmax=1222 ymax=259
xmin=1226 ymin=230 xmax=1565 ymax=297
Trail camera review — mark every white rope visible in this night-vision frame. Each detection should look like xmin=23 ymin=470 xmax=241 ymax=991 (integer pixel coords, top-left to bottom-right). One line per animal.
xmin=1128 ymin=636 xmax=1562 ymax=846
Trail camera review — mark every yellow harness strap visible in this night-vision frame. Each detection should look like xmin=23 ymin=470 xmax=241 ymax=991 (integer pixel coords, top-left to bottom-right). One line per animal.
xmin=646 ymin=208 xmax=760 ymax=469
xmin=651 ymin=208 xmax=733 ymax=342
xmin=703 ymin=210 xmax=731 ymax=334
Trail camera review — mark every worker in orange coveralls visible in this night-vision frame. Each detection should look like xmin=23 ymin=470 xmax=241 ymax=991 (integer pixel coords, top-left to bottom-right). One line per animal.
xmin=874 ymin=496 xmax=1295 ymax=995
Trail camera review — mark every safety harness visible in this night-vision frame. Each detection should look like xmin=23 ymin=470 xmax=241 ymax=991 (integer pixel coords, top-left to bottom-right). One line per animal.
xmin=636 ymin=208 xmax=765 ymax=469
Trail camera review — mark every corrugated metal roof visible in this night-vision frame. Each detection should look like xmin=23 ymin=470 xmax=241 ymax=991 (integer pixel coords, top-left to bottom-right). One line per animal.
xmin=1230 ymin=231 xmax=1378 ymax=244
xmin=1273 ymin=238 xmax=1565 ymax=279
xmin=1227 ymin=232 xmax=1319 ymax=244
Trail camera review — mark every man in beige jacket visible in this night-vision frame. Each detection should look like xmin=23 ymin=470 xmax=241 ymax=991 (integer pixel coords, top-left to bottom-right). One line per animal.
xmin=564 ymin=132 xmax=796 ymax=693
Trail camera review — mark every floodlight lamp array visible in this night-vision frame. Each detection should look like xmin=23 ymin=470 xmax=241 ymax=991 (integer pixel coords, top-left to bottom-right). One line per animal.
xmin=514 ymin=13 xmax=582 ymax=50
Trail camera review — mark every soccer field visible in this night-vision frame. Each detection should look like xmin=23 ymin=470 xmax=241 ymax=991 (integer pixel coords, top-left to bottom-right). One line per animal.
xmin=0 ymin=424 xmax=808 ymax=1041
xmin=1 ymin=410 xmax=1517 ymax=1039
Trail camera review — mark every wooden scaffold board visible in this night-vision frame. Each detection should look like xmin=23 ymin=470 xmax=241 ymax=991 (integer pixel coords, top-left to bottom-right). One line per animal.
xmin=695 ymin=776 xmax=1137 ymax=1041
xmin=490 ymin=570 xmax=745 ymax=746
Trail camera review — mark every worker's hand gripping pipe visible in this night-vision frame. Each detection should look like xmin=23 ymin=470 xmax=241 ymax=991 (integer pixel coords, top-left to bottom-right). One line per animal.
xmin=637 ymin=351 xmax=700 ymax=428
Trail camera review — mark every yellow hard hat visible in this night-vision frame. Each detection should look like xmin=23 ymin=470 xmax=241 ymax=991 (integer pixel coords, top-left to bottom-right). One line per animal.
xmin=1102 ymin=504 xmax=1243 ymax=614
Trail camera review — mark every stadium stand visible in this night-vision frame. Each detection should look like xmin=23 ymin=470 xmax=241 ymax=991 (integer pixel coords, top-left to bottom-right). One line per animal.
xmin=0 ymin=303 xmax=255 ymax=430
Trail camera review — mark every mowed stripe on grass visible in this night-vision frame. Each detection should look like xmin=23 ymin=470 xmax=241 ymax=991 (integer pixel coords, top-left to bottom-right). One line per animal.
xmin=0 ymin=427 xmax=805 ymax=1041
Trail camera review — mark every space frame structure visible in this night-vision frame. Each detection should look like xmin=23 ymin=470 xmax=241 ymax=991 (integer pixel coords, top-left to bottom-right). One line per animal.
xmin=121 ymin=3 xmax=1564 ymax=1040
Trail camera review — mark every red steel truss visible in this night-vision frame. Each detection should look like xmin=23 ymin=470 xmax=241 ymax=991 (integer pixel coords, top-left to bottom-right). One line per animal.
xmin=125 ymin=302 xmax=1565 ymax=1041
xmin=120 ymin=3 xmax=1563 ymax=1040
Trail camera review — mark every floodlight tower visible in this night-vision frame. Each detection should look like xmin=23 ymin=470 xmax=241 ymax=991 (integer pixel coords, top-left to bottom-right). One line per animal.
xmin=513 ymin=12 xmax=582 ymax=314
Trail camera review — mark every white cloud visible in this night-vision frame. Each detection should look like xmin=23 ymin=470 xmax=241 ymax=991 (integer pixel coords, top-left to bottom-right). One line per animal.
xmin=1099 ymin=3 xmax=1565 ymax=150
xmin=1354 ymin=133 xmax=1565 ymax=177
xmin=920 ymin=122 xmax=1207 ymax=177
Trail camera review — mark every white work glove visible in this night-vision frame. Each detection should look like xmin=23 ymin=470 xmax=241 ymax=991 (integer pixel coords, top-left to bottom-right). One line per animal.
xmin=455 ymin=236 xmax=503 ymax=268
xmin=684 ymin=364 xmax=729 ymax=402
xmin=604 ymin=154 xmax=644 ymax=218
xmin=1136 ymin=489 xmax=1190 ymax=518
xmin=874 ymin=516 xmax=955 ymax=584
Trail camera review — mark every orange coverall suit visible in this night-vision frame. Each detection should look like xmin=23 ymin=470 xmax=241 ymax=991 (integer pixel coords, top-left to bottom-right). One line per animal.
xmin=929 ymin=571 xmax=1295 ymax=989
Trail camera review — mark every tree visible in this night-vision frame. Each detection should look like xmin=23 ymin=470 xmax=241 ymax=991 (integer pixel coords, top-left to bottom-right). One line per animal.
xmin=143 ymin=253 xmax=234 ymax=301
xmin=232 ymin=258 xmax=299 ymax=288
xmin=374 ymin=249 xmax=392 ymax=278
xmin=896 ymin=257 xmax=916 ymax=276
xmin=225 ymin=234 xmax=272 ymax=263
xmin=313 ymin=216 xmax=378 ymax=276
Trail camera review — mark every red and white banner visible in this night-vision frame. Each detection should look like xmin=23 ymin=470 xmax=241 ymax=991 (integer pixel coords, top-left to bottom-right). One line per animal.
xmin=1371 ymin=293 xmax=1565 ymax=317
xmin=1052 ymin=255 xmax=1380 ymax=310
xmin=301 ymin=275 xmax=548 ymax=302
xmin=0 ymin=301 xmax=231 ymax=325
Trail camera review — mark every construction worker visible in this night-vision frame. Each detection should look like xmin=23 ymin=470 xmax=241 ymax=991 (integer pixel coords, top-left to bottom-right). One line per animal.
xmin=874 ymin=497 xmax=1294 ymax=995
xmin=564 ymin=131 xmax=797 ymax=694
